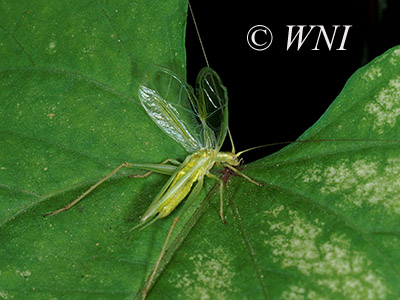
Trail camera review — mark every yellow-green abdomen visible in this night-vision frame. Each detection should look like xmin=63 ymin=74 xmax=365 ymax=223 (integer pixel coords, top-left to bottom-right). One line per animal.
xmin=157 ymin=149 xmax=216 ymax=218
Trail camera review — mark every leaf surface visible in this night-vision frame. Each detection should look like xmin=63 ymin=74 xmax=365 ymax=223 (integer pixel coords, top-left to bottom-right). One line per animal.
xmin=151 ymin=47 xmax=400 ymax=299
xmin=0 ymin=1 xmax=188 ymax=299
xmin=1 ymin=1 xmax=400 ymax=299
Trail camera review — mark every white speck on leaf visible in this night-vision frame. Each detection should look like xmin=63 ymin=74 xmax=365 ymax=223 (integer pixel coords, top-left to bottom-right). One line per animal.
xmin=169 ymin=243 xmax=236 ymax=299
xmin=262 ymin=206 xmax=388 ymax=299
xmin=48 ymin=41 xmax=57 ymax=54
xmin=363 ymin=66 xmax=382 ymax=81
xmin=365 ymin=77 xmax=400 ymax=134
xmin=303 ymin=157 xmax=400 ymax=214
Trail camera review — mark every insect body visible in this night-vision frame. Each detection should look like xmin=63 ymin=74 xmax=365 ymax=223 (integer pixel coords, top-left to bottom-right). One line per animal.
xmin=131 ymin=65 xmax=255 ymax=230
xmin=139 ymin=148 xmax=238 ymax=223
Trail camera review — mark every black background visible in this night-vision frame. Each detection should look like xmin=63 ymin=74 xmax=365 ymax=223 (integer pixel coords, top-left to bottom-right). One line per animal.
xmin=185 ymin=0 xmax=400 ymax=162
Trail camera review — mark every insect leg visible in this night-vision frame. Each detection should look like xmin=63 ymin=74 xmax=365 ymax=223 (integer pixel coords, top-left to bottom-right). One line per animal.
xmin=44 ymin=162 xmax=131 ymax=217
xmin=140 ymin=217 xmax=178 ymax=300
xmin=141 ymin=178 xmax=204 ymax=299
xmin=44 ymin=160 xmax=180 ymax=217
xmin=206 ymin=173 xmax=226 ymax=223
xmin=225 ymin=164 xmax=263 ymax=186
xmin=130 ymin=158 xmax=180 ymax=178
xmin=227 ymin=128 xmax=236 ymax=153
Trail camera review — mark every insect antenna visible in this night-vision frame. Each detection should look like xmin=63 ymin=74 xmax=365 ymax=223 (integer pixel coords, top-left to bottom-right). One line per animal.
xmin=188 ymin=1 xmax=210 ymax=68
xmin=236 ymin=138 xmax=400 ymax=158
xmin=236 ymin=141 xmax=293 ymax=157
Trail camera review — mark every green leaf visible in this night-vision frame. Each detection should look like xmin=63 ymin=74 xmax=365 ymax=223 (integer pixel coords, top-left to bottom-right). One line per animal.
xmin=146 ymin=48 xmax=400 ymax=298
xmin=1 ymin=1 xmax=400 ymax=300
xmin=0 ymin=0 xmax=188 ymax=299
xmin=237 ymin=47 xmax=400 ymax=299
xmin=152 ymin=47 xmax=400 ymax=299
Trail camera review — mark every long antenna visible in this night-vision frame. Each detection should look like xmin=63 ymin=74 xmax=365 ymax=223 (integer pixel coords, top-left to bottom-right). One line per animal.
xmin=188 ymin=1 xmax=210 ymax=68
xmin=236 ymin=138 xmax=400 ymax=157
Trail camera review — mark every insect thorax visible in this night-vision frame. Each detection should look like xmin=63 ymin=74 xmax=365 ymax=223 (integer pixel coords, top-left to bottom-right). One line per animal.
xmin=215 ymin=151 xmax=240 ymax=167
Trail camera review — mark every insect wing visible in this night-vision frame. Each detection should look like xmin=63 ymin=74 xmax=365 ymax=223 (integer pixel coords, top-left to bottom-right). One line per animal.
xmin=138 ymin=66 xmax=203 ymax=153
xmin=195 ymin=67 xmax=229 ymax=150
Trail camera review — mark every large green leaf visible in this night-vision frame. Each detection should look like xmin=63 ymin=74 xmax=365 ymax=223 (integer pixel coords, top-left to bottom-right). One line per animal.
xmin=0 ymin=0 xmax=188 ymax=299
xmin=1 ymin=1 xmax=400 ymax=300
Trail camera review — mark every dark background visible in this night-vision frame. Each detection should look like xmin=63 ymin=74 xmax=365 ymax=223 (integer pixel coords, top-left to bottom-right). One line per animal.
xmin=185 ymin=0 xmax=400 ymax=162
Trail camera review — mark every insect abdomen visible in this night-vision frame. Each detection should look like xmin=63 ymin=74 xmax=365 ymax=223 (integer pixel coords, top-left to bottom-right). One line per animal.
xmin=157 ymin=178 xmax=195 ymax=218
xmin=157 ymin=150 xmax=214 ymax=218
xmin=157 ymin=161 xmax=199 ymax=218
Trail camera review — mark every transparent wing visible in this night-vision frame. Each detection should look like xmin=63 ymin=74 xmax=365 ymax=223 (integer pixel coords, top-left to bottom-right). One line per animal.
xmin=195 ymin=67 xmax=229 ymax=150
xmin=138 ymin=66 xmax=203 ymax=153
